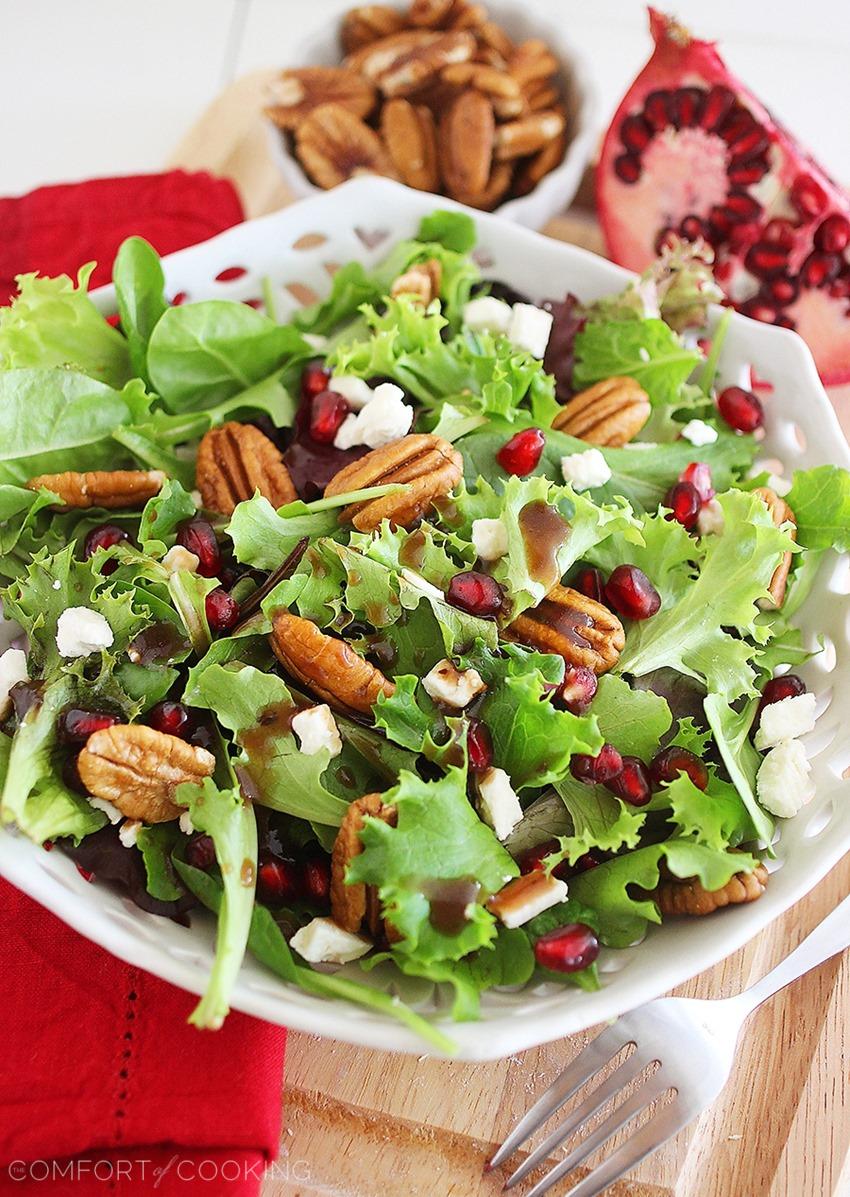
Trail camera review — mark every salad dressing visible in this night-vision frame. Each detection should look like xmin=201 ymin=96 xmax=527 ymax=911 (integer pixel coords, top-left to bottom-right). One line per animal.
xmin=536 ymin=598 xmax=593 ymax=648
xmin=422 ymin=878 xmax=481 ymax=935
xmin=127 ymin=621 xmax=190 ymax=665
xmin=399 ymin=527 xmax=428 ymax=570
xmin=240 ymin=700 xmax=298 ymax=766
xmin=518 ymin=500 xmax=570 ymax=593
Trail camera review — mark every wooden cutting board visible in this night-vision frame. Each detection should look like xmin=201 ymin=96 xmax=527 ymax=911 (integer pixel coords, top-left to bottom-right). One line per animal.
xmin=169 ymin=70 xmax=850 ymax=1197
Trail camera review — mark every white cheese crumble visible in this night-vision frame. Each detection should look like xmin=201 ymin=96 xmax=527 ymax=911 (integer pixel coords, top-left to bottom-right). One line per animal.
xmin=681 ymin=418 xmax=719 ymax=446
xmin=56 ymin=607 xmax=114 ymax=658
xmin=471 ymin=517 xmax=508 ymax=562
xmin=334 ymin=383 xmax=413 ymax=450
xmin=560 ymin=448 xmax=612 ymax=491
xmin=291 ymin=704 xmax=343 ymax=757
xmin=489 ymin=872 xmax=570 ymax=929
xmin=755 ymin=692 xmax=818 ymax=750
xmin=477 ymin=767 xmax=523 ymax=841
xmin=89 ymin=796 xmax=123 ymax=825
xmin=328 ymin=373 xmax=373 ymax=411
xmin=290 ymin=916 xmax=371 ymax=964
xmin=0 ymin=647 xmax=28 ymax=721
xmin=507 ymin=303 xmax=553 ymax=360
xmin=118 ymin=819 xmax=142 ymax=848
xmin=161 ymin=545 xmax=200 ymax=574
xmin=696 ymin=498 xmax=725 ymax=537
xmin=462 ymin=296 xmax=513 ymax=336
xmin=422 ymin=659 xmax=487 ymax=709
xmin=756 ymin=739 xmax=815 ymax=818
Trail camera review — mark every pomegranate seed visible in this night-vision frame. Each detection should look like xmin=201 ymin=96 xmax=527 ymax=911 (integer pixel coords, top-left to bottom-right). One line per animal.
xmin=745 ymin=242 xmax=788 ymax=279
xmin=774 ymin=313 xmax=797 ymax=331
xmin=605 ymin=755 xmax=652 ymax=806
xmin=643 ymin=89 xmax=672 ymax=131
xmin=256 ymin=853 xmax=300 ymax=906
xmin=671 ymin=86 xmax=703 ymax=128
xmin=534 ymin=923 xmax=600 ymax=973
xmin=605 ymin=565 xmax=661 ymax=621
xmin=570 ymin=743 xmax=623 ymax=785
xmin=573 ymin=564 xmax=606 ymax=604
xmin=708 ymin=206 xmax=733 ymax=238
xmin=446 ymin=571 xmax=503 ymax=618
xmin=725 ymin=191 xmax=761 ymax=222
xmin=728 ymin=127 xmax=769 ymax=163
xmin=801 ymin=251 xmax=841 ymax=289
xmin=728 ymin=157 xmax=768 ymax=187
xmin=664 ymin=481 xmax=701 ymax=530
xmin=757 ymin=673 xmax=806 ymax=719
xmin=679 ymin=214 xmax=706 ymax=241
xmin=58 ymin=708 xmax=119 ymax=744
xmin=829 ymin=273 xmax=850 ymax=300
xmin=309 ymin=390 xmax=349 ymax=444
xmin=518 ymin=838 xmax=570 ymax=882
xmin=496 ymin=427 xmax=545 ymax=476
xmin=205 ymin=587 xmax=241 ymax=633
xmin=559 ymin=665 xmax=598 ymax=715
xmin=176 ymin=518 xmax=222 ymax=578
xmin=700 ymin=84 xmax=736 ymax=132
xmin=815 ymin=214 xmax=850 ymax=253
xmin=739 ymin=298 xmax=779 ymax=324
xmin=766 ymin=274 xmax=799 ymax=306
xmin=680 ymin=462 xmax=714 ymax=503
xmin=466 ymin=718 xmax=494 ymax=773
xmin=301 ymin=361 xmax=331 ymax=402
xmin=185 ymin=833 xmax=216 ymax=871
xmin=763 ymin=218 xmax=798 ymax=249
xmin=301 ymin=855 xmax=331 ymax=905
xmin=649 ymin=745 xmax=709 ymax=791
xmin=148 ymin=700 xmax=191 ymax=738
xmin=575 ymin=852 xmax=600 ymax=873
xmin=791 ymin=173 xmax=828 ymax=220
xmin=717 ymin=386 xmax=764 ymax=433
xmin=620 ymin=113 xmax=652 ymax=152
xmin=83 ymin=524 xmax=129 ymax=575
xmin=614 ymin=153 xmax=641 ymax=184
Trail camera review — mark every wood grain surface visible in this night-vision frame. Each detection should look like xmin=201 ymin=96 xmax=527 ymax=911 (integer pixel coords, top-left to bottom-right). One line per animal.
xmin=168 ymin=70 xmax=850 ymax=1197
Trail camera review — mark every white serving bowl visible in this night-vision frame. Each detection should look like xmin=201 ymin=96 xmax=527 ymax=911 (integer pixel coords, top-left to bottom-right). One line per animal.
xmin=2 ymin=178 xmax=849 ymax=1060
xmin=264 ymin=0 xmax=599 ymax=230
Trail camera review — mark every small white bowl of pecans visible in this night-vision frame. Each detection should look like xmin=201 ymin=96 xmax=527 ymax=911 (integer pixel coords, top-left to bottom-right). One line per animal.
xmin=263 ymin=0 xmax=599 ymax=229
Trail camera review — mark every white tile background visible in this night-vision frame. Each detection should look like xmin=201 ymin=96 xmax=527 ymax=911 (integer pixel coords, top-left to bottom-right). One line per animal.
xmin=2 ymin=0 xmax=849 ymax=195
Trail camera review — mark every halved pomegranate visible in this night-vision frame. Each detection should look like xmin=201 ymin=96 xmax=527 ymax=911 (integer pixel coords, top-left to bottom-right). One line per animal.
xmin=597 ymin=9 xmax=850 ymax=385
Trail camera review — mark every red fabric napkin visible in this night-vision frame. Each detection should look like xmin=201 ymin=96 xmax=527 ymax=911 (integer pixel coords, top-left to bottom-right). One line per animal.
xmin=0 ymin=171 xmax=286 ymax=1196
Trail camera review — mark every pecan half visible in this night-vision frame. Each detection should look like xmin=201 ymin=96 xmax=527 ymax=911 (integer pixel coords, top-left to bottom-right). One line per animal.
xmin=454 ymin=161 xmax=513 ymax=210
xmin=377 ymin=30 xmax=476 ymax=98
xmin=381 ymin=99 xmax=440 ymax=191
xmin=270 ymin=609 xmax=395 ymax=715
xmin=409 ymin=0 xmax=455 ymax=26
xmin=341 ymin=5 xmax=407 ymax=54
xmin=514 ymin=132 xmax=568 ymax=197
xmin=525 ymin=76 xmax=562 ymax=112
xmin=345 ymin=29 xmax=438 ymax=76
xmin=323 ymin=433 xmax=463 ymax=531
xmin=295 ymin=103 xmax=398 ymax=189
xmin=440 ymin=61 xmax=521 ymax=99
xmin=439 ymin=88 xmax=494 ymax=200
xmin=753 ymin=486 xmax=797 ymax=609
xmin=551 ymin=377 xmax=651 ymax=447
xmin=448 ymin=1 xmax=486 ymax=31
xmin=265 ymin=67 xmax=376 ymax=130
xmin=26 ymin=469 xmax=165 ymax=510
xmin=508 ymin=39 xmax=558 ymax=88
xmin=331 ymin=793 xmax=397 ymax=933
xmin=77 ymin=725 xmax=215 ymax=824
xmin=477 ymin=19 xmax=514 ymax=60
xmin=494 ymin=109 xmax=566 ymax=161
xmin=507 ymin=583 xmax=625 ymax=674
xmin=196 ymin=421 xmax=296 ymax=516
xmin=390 ymin=257 xmax=442 ymax=304
xmin=655 ymin=863 xmax=769 ymax=917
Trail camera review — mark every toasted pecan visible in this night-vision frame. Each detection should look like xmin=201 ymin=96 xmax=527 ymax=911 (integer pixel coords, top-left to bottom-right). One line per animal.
xmin=752 ymin=486 xmax=797 ymax=609
xmin=196 ymin=421 xmax=296 ymax=516
xmin=454 ymin=160 xmax=513 ymax=210
xmin=331 ymin=793 xmax=397 ymax=933
xmin=440 ymin=61 xmax=521 ymax=99
xmin=551 ymin=377 xmax=651 ymax=447
xmin=377 ymin=30 xmax=476 ymax=97
xmin=341 ymin=5 xmax=407 ymax=54
xmin=265 ymin=66 xmax=376 ymax=130
xmin=655 ymin=863 xmax=769 ymax=917
xmin=494 ymin=109 xmax=566 ymax=160
xmin=390 ymin=257 xmax=443 ymax=304
xmin=409 ymin=0 xmax=455 ymax=26
xmin=507 ymin=39 xmax=558 ymax=88
xmin=381 ymin=99 xmax=440 ymax=191
xmin=507 ymin=583 xmax=625 ymax=674
xmin=295 ymin=103 xmax=399 ymax=189
xmin=26 ymin=469 xmax=165 ymax=510
xmin=438 ymin=88 xmax=495 ymax=200
xmin=270 ymin=609 xmax=395 ymax=715
xmin=323 ymin=433 xmax=463 ymax=531
xmin=77 ymin=724 xmax=215 ymax=824
xmin=514 ymin=131 xmax=568 ymax=197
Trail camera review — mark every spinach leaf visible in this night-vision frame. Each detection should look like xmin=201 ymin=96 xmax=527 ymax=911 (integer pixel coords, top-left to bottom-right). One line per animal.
xmin=113 ymin=236 xmax=168 ymax=384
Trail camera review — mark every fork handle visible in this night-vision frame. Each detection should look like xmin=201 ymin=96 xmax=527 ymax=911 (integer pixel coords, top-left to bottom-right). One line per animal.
xmin=735 ymin=892 xmax=850 ymax=1017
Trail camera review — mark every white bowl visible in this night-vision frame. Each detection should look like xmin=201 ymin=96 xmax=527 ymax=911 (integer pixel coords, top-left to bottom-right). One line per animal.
xmin=264 ymin=0 xmax=600 ymax=230
xmin=3 ymin=178 xmax=850 ymax=1060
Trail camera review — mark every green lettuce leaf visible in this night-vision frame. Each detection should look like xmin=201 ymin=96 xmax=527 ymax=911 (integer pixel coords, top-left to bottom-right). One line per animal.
xmin=139 ymin=478 xmax=197 ymax=556
xmin=136 ymin=823 xmax=185 ymax=901
xmin=573 ymin=316 xmax=701 ymax=407
xmin=590 ymin=673 xmax=672 ymax=759
xmin=704 ymin=692 xmax=773 ymax=846
xmin=112 ymin=236 xmax=168 ymax=384
xmin=416 ymin=210 xmax=476 ymax=253
xmin=658 ymin=772 xmax=757 ymax=851
xmin=550 ymin=774 xmax=645 ymax=866
xmin=786 ymin=465 xmax=850 ymax=551
xmin=293 ymin=261 xmax=382 ymax=336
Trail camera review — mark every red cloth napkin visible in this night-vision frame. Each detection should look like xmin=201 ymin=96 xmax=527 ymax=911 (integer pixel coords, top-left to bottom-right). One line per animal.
xmin=0 ymin=171 xmax=286 ymax=1196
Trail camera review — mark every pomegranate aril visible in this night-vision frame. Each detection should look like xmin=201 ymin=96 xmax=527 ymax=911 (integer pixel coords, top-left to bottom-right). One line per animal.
xmin=58 ymin=708 xmax=119 ymax=744
xmin=679 ymin=214 xmax=706 ymax=241
xmin=495 ymin=427 xmax=544 ymax=476
xmin=728 ymin=157 xmax=768 ymax=187
xmin=728 ymin=127 xmax=769 ymax=163
xmin=518 ymin=837 xmax=560 ymax=874
xmin=256 ymin=853 xmax=300 ymax=906
xmin=575 ymin=852 xmax=600 ymax=873
xmin=148 ymin=700 xmax=191 ymax=738
xmin=671 ymin=86 xmax=703 ymax=128
xmin=570 ymin=743 xmax=623 ymax=785
xmin=680 ymin=461 xmax=714 ymax=503
xmin=699 ymin=83 xmax=735 ymax=132
xmin=301 ymin=361 xmax=331 ymax=402
xmin=309 ymin=390 xmax=349 ymax=444
xmin=739 ymin=298 xmax=778 ymax=324
xmin=774 ymin=313 xmax=797 ymax=331
xmin=604 ymin=755 xmax=652 ymax=806
xmin=83 ymin=523 xmax=129 ymax=574
xmin=185 ymin=833 xmax=216 ymax=872
xmin=664 ymin=481 xmax=701 ymax=530
xmin=176 ymin=518 xmax=221 ymax=578
xmin=534 ymin=923 xmax=600 ymax=973
xmin=466 ymin=717 xmax=494 ymax=773
xmin=559 ymin=664 xmax=598 ymax=715
xmin=573 ymin=564 xmax=606 ymax=604
xmin=614 ymin=153 xmax=641 ymax=185
xmin=745 ymin=242 xmax=788 ymax=280
xmin=301 ymin=854 xmax=331 ymax=905
xmin=766 ymin=275 xmax=799 ymax=306
xmin=649 ymin=745 xmax=709 ymax=791
xmin=757 ymin=673 xmax=806 ymax=718
xmin=801 ymin=251 xmax=841 ymax=289
xmin=829 ymin=273 xmax=850 ymax=300
xmin=791 ymin=173 xmax=828 ymax=220
xmin=621 ymin=113 xmax=652 ymax=152
xmin=643 ymin=89 xmax=672 ymax=131
xmin=718 ymin=108 xmax=755 ymax=143
xmin=205 ymin=587 xmax=241 ymax=633
xmin=815 ymin=214 xmax=850 ymax=253
xmin=446 ymin=571 xmax=503 ymax=618
xmin=717 ymin=386 xmax=764 ymax=433
xmin=763 ymin=218 xmax=798 ymax=249
xmin=605 ymin=565 xmax=661 ymax=621
xmin=725 ymin=191 xmax=761 ymax=222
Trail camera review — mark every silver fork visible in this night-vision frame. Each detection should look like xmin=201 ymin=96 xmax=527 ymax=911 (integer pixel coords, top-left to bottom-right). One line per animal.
xmin=488 ymin=892 xmax=850 ymax=1196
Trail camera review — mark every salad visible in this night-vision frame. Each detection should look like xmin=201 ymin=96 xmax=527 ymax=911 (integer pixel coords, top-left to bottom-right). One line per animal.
xmin=0 ymin=210 xmax=847 ymax=1052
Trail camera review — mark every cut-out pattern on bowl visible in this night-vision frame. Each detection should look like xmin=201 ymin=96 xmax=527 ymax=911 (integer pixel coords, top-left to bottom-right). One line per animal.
xmin=1 ymin=179 xmax=848 ymax=1061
